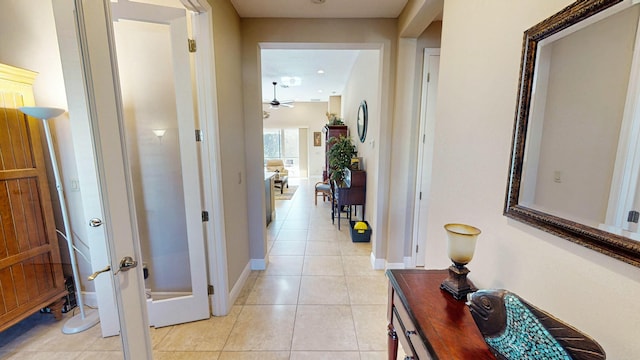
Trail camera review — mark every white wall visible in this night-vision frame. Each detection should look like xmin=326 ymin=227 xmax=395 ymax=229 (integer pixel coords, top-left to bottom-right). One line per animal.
xmin=426 ymin=1 xmax=640 ymax=358
xmin=262 ymin=101 xmax=329 ymax=178
xmin=342 ymin=50 xmax=381 ymax=234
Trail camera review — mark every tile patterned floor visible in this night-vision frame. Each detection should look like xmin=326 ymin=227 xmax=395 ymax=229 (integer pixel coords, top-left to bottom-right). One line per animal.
xmin=0 ymin=179 xmax=391 ymax=359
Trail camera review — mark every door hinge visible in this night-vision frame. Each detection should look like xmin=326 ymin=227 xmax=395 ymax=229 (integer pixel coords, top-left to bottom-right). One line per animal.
xmin=628 ymin=210 xmax=639 ymax=223
xmin=208 ymin=284 xmax=214 ymax=295
xmin=419 ymin=192 xmax=422 ymax=200
xmin=202 ymin=211 xmax=209 ymax=222
xmin=427 ymin=72 xmax=430 ymax=82
xmin=188 ymin=38 xmax=197 ymax=53
xmin=416 ymin=244 xmax=419 ymax=253
xmin=422 ymin=134 xmax=426 ymax=143
xmin=195 ymin=129 xmax=203 ymax=142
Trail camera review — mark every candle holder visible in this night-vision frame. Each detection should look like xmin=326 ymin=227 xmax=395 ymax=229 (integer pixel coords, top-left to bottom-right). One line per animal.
xmin=440 ymin=223 xmax=481 ymax=300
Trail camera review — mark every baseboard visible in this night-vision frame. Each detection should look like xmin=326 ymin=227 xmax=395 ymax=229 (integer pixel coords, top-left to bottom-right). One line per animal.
xmin=228 ymin=262 xmax=252 ymax=306
xmin=82 ymin=292 xmax=98 ymax=308
xmin=250 ymin=257 xmax=267 ymax=270
xmin=385 ymin=262 xmax=406 ymax=269
xmin=403 ymin=256 xmax=413 ymax=268
xmin=370 ymin=253 xmax=386 ymax=270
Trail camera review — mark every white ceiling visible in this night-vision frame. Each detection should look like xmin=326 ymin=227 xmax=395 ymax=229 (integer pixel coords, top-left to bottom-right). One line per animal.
xmin=231 ymin=0 xmax=409 ymax=104
xmin=230 ymin=0 xmax=409 ymax=19
xmin=261 ymin=49 xmax=363 ymax=103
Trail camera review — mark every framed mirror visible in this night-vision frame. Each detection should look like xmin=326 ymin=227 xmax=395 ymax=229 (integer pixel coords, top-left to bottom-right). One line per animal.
xmin=505 ymin=0 xmax=640 ymax=267
xmin=357 ymin=100 xmax=368 ymax=143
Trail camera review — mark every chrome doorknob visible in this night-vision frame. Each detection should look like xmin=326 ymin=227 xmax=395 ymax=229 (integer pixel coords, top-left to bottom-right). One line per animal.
xmin=118 ymin=256 xmax=138 ymax=272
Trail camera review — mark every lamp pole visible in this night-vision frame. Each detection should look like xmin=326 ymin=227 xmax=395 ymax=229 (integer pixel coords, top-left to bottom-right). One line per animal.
xmin=19 ymin=107 xmax=99 ymax=334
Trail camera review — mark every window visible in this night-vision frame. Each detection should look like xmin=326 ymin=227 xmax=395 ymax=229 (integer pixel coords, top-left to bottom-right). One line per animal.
xmin=264 ymin=128 xmax=299 ymax=177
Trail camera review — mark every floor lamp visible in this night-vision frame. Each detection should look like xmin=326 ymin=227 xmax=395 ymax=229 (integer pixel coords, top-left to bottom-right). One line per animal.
xmin=19 ymin=107 xmax=100 ymax=334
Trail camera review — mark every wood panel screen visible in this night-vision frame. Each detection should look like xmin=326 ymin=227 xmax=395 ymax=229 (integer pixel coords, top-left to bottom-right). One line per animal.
xmin=0 ymin=64 xmax=66 ymax=332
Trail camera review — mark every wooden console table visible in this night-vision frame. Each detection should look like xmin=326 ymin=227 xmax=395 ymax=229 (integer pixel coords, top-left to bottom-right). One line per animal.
xmin=332 ymin=168 xmax=366 ymax=229
xmin=386 ymin=269 xmax=496 ymax=360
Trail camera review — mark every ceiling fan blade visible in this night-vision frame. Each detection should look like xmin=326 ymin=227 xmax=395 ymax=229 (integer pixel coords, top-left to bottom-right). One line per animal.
xmin=280 ymin=103 xmax=294 ymax=108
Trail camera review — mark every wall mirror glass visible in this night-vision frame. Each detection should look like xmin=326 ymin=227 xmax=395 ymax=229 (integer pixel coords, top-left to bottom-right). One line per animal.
xmin=357 ymin=100 xmax=368 ymax=143
xmin=505 ymin=0 xmax=640 ymax=267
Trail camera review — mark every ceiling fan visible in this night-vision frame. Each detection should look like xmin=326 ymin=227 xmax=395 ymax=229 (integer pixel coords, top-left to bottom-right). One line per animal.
xmin=269 ymin=81 xmax=294 ymax=109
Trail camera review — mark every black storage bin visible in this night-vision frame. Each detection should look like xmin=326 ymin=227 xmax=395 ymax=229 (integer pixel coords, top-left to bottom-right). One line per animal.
xmin=350 ymin=220 xmax=371 ymax=242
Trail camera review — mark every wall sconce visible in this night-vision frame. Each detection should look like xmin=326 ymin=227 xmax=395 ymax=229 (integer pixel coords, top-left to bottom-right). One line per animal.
xmin=440 ymin=223 xmax=481 ymax=300
xmin=153 ymin=129 xmax=167 ymax=140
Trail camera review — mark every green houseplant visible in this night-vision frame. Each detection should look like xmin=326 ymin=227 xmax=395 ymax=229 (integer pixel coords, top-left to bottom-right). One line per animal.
xmin=326 ymin=112 xmax=345 ymax=125
xmin=327 ymin=135 xmax=356 ymax=184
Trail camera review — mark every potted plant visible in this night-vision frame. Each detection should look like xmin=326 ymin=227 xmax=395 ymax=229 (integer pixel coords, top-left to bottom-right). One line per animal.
xmin=327 ymin=134 xmax=356 ymax=184
xmin=326 ymin=112 xmax=345 ymax=125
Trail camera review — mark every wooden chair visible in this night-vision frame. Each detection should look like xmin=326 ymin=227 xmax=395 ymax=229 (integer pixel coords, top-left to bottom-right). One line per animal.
xmin=314 ymin=180 xmax=332 ymax=205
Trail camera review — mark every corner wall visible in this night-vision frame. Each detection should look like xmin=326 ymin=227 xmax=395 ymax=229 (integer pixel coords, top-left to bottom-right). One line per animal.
xmin=428 ymin=1 xmax=640 ymax=358
xmin=210 ymin=0 xmax=250 ymax=289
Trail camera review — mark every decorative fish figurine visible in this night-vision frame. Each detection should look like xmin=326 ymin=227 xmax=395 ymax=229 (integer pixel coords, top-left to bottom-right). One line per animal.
xmin=467 ymin=289 xmax=606 ymax=360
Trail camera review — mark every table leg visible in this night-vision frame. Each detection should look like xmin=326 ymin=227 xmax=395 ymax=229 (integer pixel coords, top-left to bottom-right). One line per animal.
xmin=388 ymin=323 xmax=398 ymax=360
xmin=49 ymin=297 xmax=66 ymax=321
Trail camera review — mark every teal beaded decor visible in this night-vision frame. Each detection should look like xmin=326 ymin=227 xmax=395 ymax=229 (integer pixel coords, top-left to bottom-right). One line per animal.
xmin=467 ymin=289 xmax=606 ymax=360
xmin=484 ymin=294 xmax=571 ymax=359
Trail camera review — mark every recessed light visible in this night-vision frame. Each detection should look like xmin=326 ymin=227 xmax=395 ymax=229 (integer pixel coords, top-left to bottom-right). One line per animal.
xmin=318 ymin=89 xmax=323 ymax=93
xmin=281 ymin=76 xmax=301 ymax=86
xmin=311 ymin=0 xmax=326 ymax=4
xmin=317 ymin=69 xmax=325 ymax=74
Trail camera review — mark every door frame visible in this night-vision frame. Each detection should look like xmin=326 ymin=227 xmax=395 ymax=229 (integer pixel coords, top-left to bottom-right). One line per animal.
xmin=52 ymin=0 xmax=228 ymax=353
xmin=411 ymin=48 xmax=440 ymax=267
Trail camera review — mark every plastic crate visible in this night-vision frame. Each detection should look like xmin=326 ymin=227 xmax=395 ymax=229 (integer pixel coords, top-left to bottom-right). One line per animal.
xmin=350 ymin=220 xmax=371 ymax=242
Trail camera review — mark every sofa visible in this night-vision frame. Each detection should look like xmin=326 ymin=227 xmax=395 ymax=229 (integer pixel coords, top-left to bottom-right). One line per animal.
xmin=265 ymin=159 xmax=289 ymax=193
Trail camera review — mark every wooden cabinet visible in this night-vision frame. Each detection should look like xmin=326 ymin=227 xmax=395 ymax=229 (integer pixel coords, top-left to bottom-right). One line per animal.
xmin=386 ymin=269 xmax=496 ymax=360
xmin=0 ymin=64 xmax=67 ymax=332
xmin=323 ymin=125 xmax=348 ymax=181
xmin=332 ymin=169 xmax=366 ymax=229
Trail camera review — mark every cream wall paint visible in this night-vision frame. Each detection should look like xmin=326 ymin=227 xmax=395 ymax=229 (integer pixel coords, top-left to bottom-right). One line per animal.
xmin=242 ymin=18 xmax=397 ymax=266
xmin=531 ymin=7 xmax=636 ymax=227
xmin=210 ymin=0 xmax=250 ymax=288
xmin=428 ymin=1 xmax=640 ymax=358
xmin=342 ymin=50 xmax=381 ymax=243
xmin=0 ymin=1 xmax=94 ymax=291
xmin=262 ymin=101 xmax=329 ymax=178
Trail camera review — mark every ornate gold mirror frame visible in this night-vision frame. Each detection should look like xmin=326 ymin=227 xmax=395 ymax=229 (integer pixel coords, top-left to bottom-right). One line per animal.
xmin=505 ymin=0 xmax=640 ymax=267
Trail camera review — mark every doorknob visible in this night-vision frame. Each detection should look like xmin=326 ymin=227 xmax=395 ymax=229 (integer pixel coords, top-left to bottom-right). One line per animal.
xmin=88 ymin=265 xmax=111 ymax=281
xmin=117 ymin=256 xmax=138 ymax=273
xmin=87 ymin=256 xmax=137 ymax=280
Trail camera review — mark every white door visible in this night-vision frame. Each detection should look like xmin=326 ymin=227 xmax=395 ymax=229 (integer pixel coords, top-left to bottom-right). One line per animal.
xmin=109 ymin=0 xmax=210 ymax=328
xmin=54 ymin=0 xmax=210 ymax=342
xmin=412 ymin=49 xmax=440 ymax=267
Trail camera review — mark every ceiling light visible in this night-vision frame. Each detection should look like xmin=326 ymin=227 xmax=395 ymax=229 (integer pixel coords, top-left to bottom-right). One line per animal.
xmin=281 ymin=76 xmax=301 ymax=87
xmin=311 ymin=0 xmax=326 ymax=4
xmin=318 ymin=89 xmax=323 ymax=93
xmin=317 ymin=69 xmax=325 ymax=74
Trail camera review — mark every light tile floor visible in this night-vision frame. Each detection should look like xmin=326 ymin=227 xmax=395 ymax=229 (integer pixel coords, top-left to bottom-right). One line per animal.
xmin=0 ymin=179 xmax=391 ymax=359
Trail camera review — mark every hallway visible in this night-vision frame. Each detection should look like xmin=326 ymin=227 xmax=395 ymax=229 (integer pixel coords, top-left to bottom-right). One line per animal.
xmin=0 ymin=179 xmax=389 ymax=359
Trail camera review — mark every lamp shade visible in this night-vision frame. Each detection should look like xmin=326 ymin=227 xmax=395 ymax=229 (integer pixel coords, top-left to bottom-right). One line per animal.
xmin=19 ymin=106 xmax=65 ymax=120
xmin=444 ymin=223 xmax=481 ymax=266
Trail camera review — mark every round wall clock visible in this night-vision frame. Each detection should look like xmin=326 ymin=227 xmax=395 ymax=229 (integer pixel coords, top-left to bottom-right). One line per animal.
xmin=357 ymin=100 xmax=368 ymax=143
